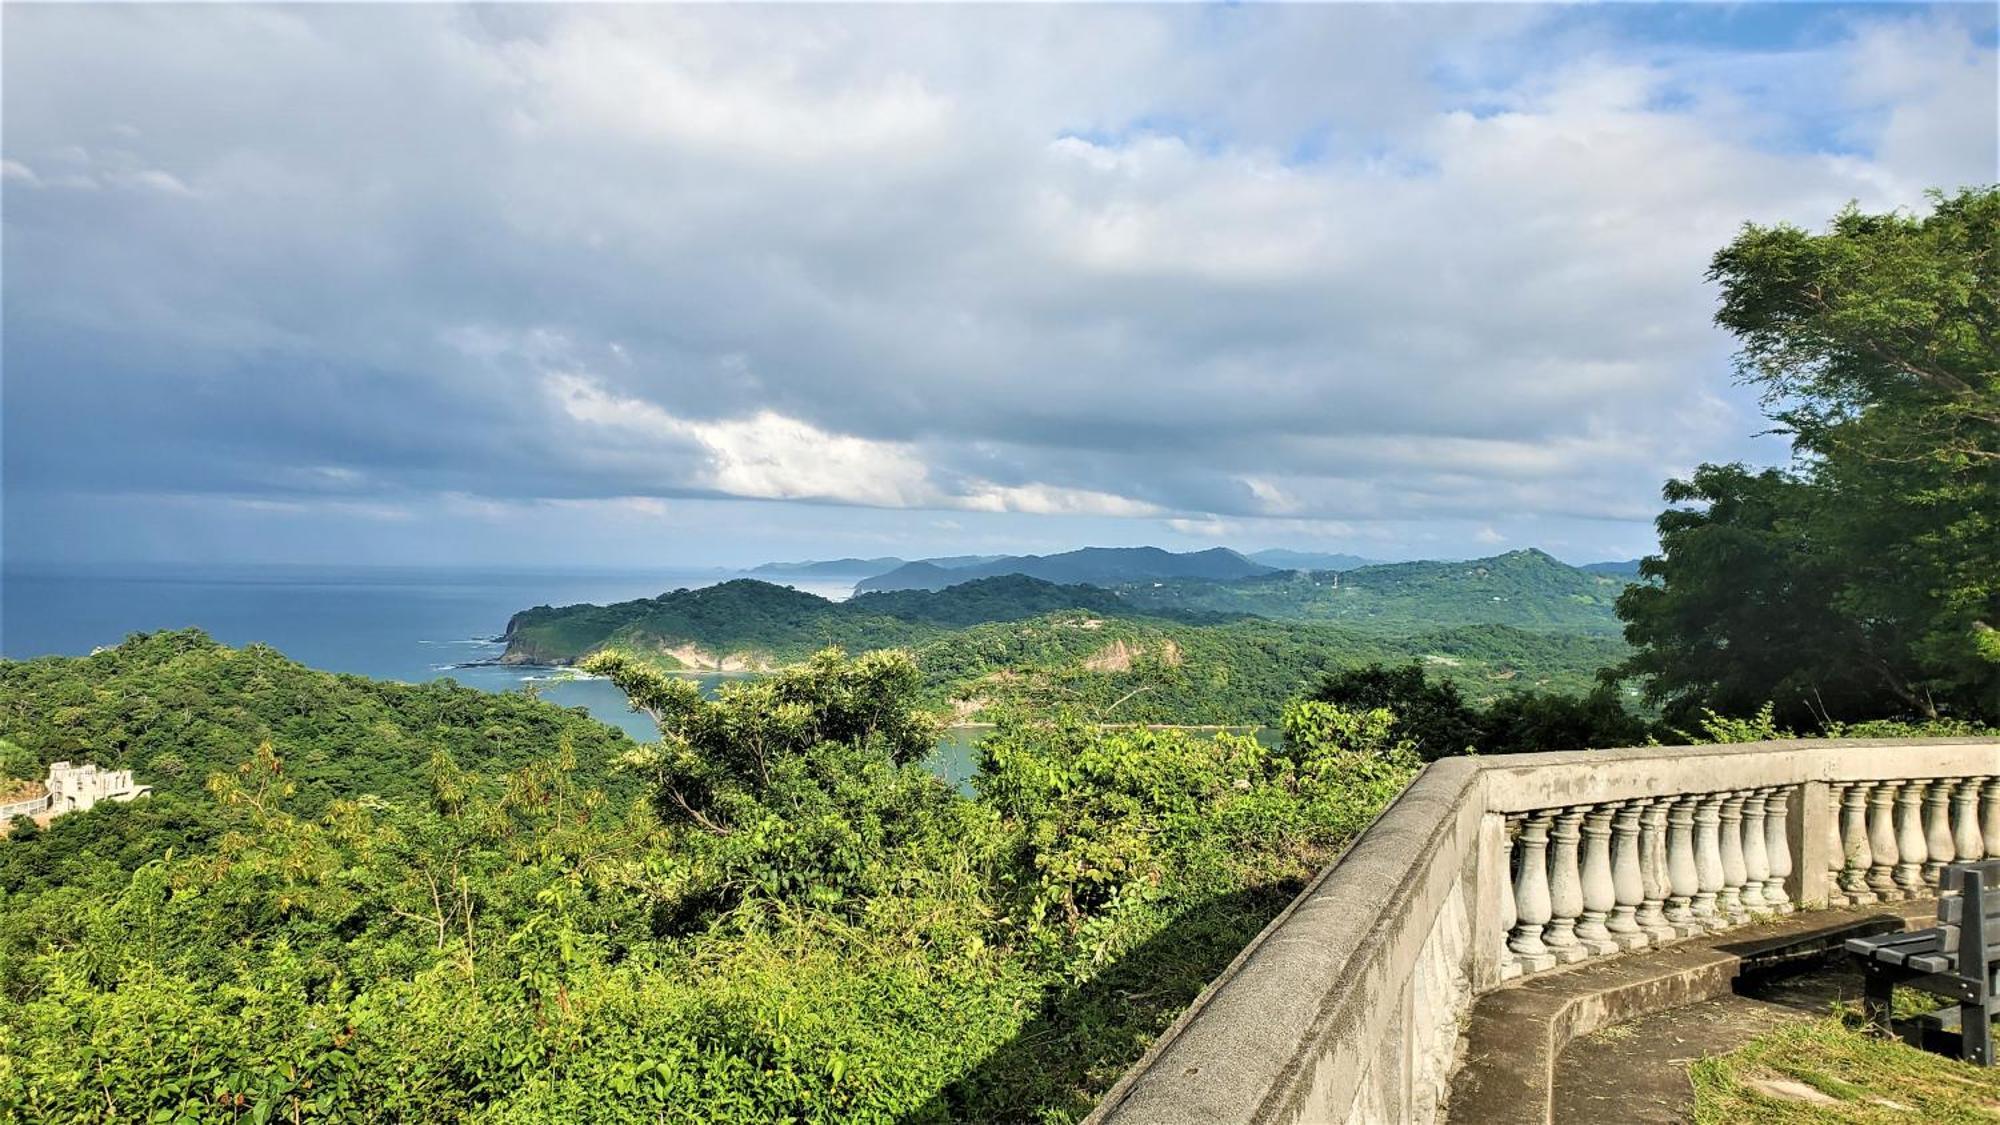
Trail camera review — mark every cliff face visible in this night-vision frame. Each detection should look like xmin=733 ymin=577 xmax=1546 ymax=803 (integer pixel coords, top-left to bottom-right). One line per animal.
xmin=498 ymin=610 xmax=582 ymax=666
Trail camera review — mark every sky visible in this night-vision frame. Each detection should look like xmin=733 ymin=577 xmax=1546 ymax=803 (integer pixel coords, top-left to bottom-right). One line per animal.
xmin=3 ymin=3 xmax=1994 ymax=570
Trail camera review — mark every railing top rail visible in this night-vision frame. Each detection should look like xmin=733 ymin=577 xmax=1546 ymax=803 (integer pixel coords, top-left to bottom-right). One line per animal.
xmin=1477 ymin=737 xmax=2000 ymax=813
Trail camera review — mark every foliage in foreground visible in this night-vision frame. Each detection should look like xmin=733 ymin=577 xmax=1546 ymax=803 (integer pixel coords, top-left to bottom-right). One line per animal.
xmin=0 ymin=639 xmax=1419 ymax=1123
xmin=1690 ymin=1017 xmax=2000 ymax=1124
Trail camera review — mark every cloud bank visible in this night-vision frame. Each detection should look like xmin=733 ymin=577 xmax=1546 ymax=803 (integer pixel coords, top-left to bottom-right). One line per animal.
xmin=4 ymin=4 xmax=1993 ymax=565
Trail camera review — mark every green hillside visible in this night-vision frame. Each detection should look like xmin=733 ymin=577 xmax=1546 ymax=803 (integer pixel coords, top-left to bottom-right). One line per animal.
xmin=501 ymin=575 xmax=1229 ymax=669
xmin=1115 ymin=549 xmax=1631 ymax=634
xmin=920 ymin=615 xmax=1628 ymax=724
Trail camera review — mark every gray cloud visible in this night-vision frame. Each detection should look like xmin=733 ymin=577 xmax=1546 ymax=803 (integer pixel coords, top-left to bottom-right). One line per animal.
xmin=4 ymin=4 xmax=1994 ymax=564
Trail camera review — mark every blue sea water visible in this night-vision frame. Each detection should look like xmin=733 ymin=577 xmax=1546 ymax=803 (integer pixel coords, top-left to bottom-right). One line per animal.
xmin=0 ymin=564 xmax=857 ymax=742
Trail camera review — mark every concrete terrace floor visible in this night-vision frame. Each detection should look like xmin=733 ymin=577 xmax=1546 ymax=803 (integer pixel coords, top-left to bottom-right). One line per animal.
xmin=1552 ymin=962 xmax=1868 ymax=1122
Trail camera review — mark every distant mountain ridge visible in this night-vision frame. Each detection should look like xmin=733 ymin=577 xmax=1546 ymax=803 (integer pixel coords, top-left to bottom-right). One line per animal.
xmin=1580 ymin=559 xmax=1645 ymax=579
xmin=749 ymin=555 xmax=1007 ymax=579
xmin=856 ymin=546 xmax=1272 ymax=594
xmin=1246 ymin=548 xmax=1378 ymax=571
xmin=749 ymin=557 xmax=907 ymax=578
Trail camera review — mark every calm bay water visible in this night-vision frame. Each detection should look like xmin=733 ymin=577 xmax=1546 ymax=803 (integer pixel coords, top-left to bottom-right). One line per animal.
xmin=0 ymin=564 xmax=855 ymax=743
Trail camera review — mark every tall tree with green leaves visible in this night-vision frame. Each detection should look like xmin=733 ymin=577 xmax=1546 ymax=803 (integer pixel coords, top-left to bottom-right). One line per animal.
xmin=1619 ymin=187 xmax=1999 ymax=726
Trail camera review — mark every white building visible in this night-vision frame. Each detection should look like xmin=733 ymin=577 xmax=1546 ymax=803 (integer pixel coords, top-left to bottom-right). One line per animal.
xmin=44 ymin=760 xmax=150 ymax=814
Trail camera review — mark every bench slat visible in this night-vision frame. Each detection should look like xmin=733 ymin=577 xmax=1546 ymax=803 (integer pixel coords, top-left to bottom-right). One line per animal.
xmin=1849 ymin=929 xmax=1946 ymax=966
xmin=1849 ymin=930 xmax=1942 ymax=952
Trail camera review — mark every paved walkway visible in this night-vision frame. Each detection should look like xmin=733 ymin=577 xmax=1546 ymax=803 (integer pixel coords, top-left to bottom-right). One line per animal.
xmin=1551 ymin=964 xmax=1861 ymax=1123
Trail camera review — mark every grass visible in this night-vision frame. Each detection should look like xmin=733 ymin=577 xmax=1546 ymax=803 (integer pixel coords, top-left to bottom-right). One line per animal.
xmin=1691 ymin=1017 xmax=2000 ymax=1123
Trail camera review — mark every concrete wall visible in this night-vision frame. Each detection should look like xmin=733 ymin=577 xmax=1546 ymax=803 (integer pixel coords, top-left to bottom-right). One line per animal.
xmin=1089 ymin=737 xmax=2000 ymax=1125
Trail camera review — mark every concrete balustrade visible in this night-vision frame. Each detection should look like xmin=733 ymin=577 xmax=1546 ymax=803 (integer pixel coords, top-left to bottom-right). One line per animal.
xmin=1089 ymin=738 xmax=2000 ymax=1125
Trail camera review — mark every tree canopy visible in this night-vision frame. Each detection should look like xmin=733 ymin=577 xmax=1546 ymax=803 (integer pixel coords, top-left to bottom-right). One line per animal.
xmin=1619 ymin=188 xmax=1999 ymax=727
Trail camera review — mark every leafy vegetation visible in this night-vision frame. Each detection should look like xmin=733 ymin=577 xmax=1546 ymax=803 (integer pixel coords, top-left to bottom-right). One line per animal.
xmin=1619 ymin=188 xmax=1998 ymax=729
xmin=0 ymin=637 xmax=1418 ymax=1122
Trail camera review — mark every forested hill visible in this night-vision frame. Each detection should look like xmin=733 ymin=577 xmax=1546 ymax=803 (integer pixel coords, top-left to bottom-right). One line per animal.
xmin=500 ymin=574 xmax=1226 ymax=668
xmin=856 ymin=546 xmax=1272 ymax=593
xmin=0 ymin=629 xmax=636 ymax=814
xmin=1114 ymin=549 xmax=1631 ymax=635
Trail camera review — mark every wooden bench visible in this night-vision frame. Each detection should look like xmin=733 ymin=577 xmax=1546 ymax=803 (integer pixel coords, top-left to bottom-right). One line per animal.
xmin=1846 ymin=858 xmax=2000 ymax=1065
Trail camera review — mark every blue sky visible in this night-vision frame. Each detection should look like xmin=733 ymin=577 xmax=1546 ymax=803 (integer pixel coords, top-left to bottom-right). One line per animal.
xmin=3 ymin=3 xmax=1994 ymax=569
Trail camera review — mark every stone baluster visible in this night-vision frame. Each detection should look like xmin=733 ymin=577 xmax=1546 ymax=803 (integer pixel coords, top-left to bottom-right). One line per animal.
xmin=1499 ymin=819 xmax=1523 ymax=980
xmin=1924 ymin=779 xmax=1955 ymax=886
xmin=1841 ymin=782 xmax=1878 ymax=903
xmin=1544 ymin=808 xmax=1587 ymax=963
xmin=1636 ymin=798 xmax=1678 ymax=943
xmin=1984 ymin=778 xmax=2000 ymax=861
xmin=1575 ymin=806 xmax=1620 ymax=956
xmin=1867 ymin=781 xmax=1902 ymax=901
xmin=1763 ymin=786 xmax=1793 ymax=913
xmin=1693 ymin=793 xmax=1725 ymax=929
xmin=1607 ymin=802 xmax=1647 ymax=950
xmin=1507 ymin=811 xmax=1556 ymax=973
xmin=1826 ymin=783 xmax=1851 ymax=908
xmin=1666 ymin=796 xmax=1703 ymax=935
xmin=1954 ymin=778 xmax=1984 ymax=868
xmin=1717 ymin=792 xmax=1749 ymax=922
xmin=1894 ymin=781 xmax=1927 ymax=896
xmin=1740 ymin=790 xmax=1771 ymax=913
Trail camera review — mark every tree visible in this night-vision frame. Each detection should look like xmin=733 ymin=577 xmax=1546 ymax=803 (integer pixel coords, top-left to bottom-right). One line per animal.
xmin=1307 ymin=662 xmax=1484 ymax=760
xmin=1479 ymin=684 xmax=1652 ymax=756
xmin=1620 ymin=188 xmax=2000 ymax=725
xmin=581 ymin=646 xmax=938 ymax=834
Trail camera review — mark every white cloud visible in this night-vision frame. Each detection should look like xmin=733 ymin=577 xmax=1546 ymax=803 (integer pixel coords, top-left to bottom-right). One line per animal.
xmin=548 ymin=372 xmax=937 ymax=508
xmin=547 ymin=372 xmax=1160 ymax=517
